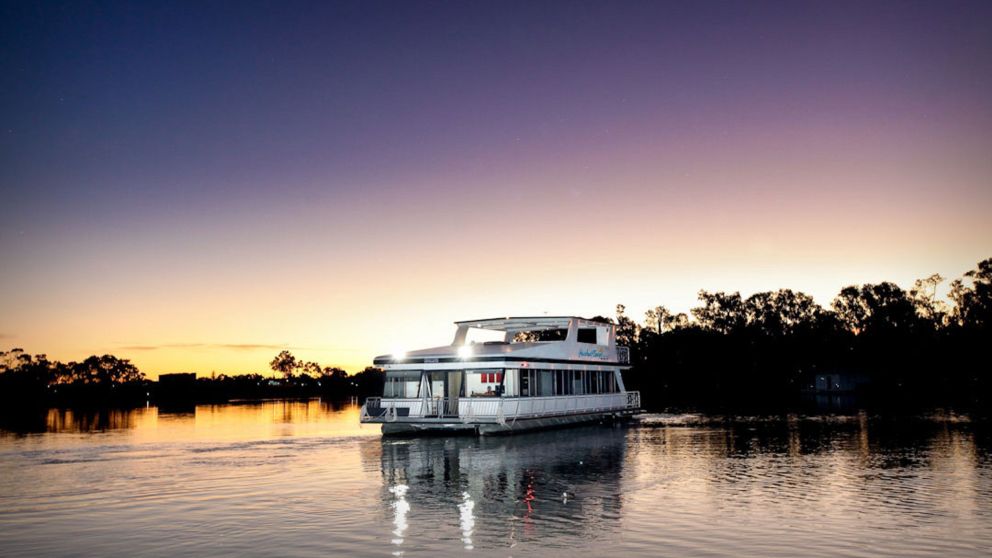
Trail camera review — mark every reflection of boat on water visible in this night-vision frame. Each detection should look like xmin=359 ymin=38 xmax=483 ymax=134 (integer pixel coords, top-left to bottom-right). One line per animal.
xmin=360 ymin=316 xmax=641 ymax=435
xmin=375 ymin=426 xmax=628 ymax=552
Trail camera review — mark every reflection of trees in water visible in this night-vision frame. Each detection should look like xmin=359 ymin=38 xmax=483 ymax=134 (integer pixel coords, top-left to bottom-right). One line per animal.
xmin=378 ymin=426 xmax=629 ymax=551
xmin=630 ymin=414 xmax=986 ymax=522
xmin=156 ymin=404 xmax=195 ymax=416
xmin=197 ymin=398 xmax=352 ymax=425
xmin=0 ymin=407 xmax=49 ymax=434
xmin=44 ymin=408 xmax=141 ymax=432
xmin=2 ymin=406 xmax=152 ymax=435
xmin=0 ymin=398 xmax=362 ymax=436
xmin=636 ymin=412 xmax=983 ymax=462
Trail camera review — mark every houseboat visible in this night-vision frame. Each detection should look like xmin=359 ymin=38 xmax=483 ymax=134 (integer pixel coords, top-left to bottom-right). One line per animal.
xmin=359 ymin=316 xmax=640 ymax=435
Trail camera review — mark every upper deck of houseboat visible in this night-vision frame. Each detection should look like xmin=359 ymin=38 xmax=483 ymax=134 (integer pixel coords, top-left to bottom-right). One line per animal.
xmin=372 ymin=316 xmax=631 ymax=368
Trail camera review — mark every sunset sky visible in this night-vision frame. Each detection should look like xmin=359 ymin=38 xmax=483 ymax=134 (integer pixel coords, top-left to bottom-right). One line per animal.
xmin=2 ymin=1 xmax=990 ymax=377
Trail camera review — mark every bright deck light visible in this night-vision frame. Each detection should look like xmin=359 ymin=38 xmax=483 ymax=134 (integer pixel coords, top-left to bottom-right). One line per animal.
xmin=457 ymin=344 xmax=473 ymax=359
xmin=392 ymin=349 xmax=407 ymax=360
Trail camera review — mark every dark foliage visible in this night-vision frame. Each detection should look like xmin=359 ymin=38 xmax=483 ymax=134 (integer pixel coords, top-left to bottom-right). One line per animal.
xmin=625 ymin=257 xmax=992 ymax=409
xmin=0 ymin=346 xmax=384 ymax=408
xmin=0 ymin=351 xmax=149 ymax=407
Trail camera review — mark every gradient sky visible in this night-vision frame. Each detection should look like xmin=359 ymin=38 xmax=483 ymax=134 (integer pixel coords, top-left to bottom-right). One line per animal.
xmin=2 ymin=1 xmax=991 ymax=376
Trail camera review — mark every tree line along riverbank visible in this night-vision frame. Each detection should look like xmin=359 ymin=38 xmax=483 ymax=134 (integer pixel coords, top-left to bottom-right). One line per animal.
xmin=2 ymin=257 xmax=989 ymax=411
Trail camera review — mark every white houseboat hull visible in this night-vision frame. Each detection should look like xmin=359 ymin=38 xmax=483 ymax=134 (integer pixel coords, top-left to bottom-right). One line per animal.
xmin=379 ymin=409 xmax=637 ymax=436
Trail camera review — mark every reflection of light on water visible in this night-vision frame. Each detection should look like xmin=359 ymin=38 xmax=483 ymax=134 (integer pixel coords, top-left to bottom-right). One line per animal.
xmin=524 ymin=479 xmax=535 ymax=514
xmin=521 ymin=474 xmax=537 ymax=537
xmin=389 ymin=484 xmax=410 ymax=555
xmin=458 ymin=491 xmax=475 ymax=550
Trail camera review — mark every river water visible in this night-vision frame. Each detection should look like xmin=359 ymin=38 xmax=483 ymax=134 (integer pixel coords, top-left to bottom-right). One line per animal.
xmin=0 ymin=400 xmax=989 ymax=557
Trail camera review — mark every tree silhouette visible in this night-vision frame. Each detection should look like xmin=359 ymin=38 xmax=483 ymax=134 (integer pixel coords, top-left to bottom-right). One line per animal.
xmin=743 ymin=289 xmax=834 ymax=337
xmin=691 ymin=291 xmax=746 ymax=334
xmin=614 ymin=305 xmax=639 ymax=348
xmin=301 ymin=361 xmax=323 ymax=378
xmin=269 ymin=350 xmax=299 ymax=379
xmin=832 ymin=286 xmax=868 ymax=334
xmin=831 ymin=283 xmax=919 ymax=336
xmin=909 ymin=273 xmax=947 ymax=327
xmin=949 ymin=258 xmax=992 ymax=329
xmin=644 ymin=306 xmax=672 ymax=334
xmin=69 ymin=355 xmax=143 ymax=384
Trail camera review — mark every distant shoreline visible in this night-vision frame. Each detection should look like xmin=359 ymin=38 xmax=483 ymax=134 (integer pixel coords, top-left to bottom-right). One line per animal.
xmin=3 ymin=257 xmax=990 ymax=411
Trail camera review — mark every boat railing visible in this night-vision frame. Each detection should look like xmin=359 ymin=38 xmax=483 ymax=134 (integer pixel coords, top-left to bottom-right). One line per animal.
xmin=361 ymin=396 xmax=381 ymax=418
xmin=364 ymin=396 xmax=382 ymax=409
xmin=361 ymin=392 xmax=639 ymax=423
xmin=420 ymin=396 xmax=461 ymax=418
xmin=502 ymin=392 xmax=634 ymax=419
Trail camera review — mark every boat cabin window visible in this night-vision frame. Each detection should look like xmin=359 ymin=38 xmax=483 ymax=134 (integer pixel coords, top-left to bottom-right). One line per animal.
xmin=512 ymin=329 xmax=568 ymax=342
xmin=517 ymin=369 xmax=619 ymax=396
xmin=383 ymin=370 xmax=421 ymax=398
xmin=577 ymin=328 xmax=597 ymax=343
xmin=463 ymin=327 xmax=506 ymax=344
xmin=423 ymin=370 xmax=466 ymax=398
xmin=467 ymin=369 xmax=504 ymax=397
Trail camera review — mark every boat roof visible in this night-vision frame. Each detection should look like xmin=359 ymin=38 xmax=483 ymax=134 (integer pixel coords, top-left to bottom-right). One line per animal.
xmin=454 ymin=316 xmax=608 ymax=332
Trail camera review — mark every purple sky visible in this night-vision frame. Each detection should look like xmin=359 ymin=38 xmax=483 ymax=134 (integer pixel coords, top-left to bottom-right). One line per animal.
xmin=1 ymin=1 xmax=990 ymax=374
